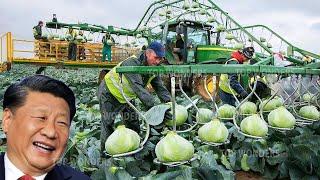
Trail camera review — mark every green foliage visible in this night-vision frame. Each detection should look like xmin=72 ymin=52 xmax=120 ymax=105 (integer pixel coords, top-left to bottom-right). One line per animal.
xmin=144 ymin=104 xmax=170 ymax=125
xmin=1 ymin=65 xmax=320 ymax=179
xmin=241 ymin=154 xmax=250 ymax=171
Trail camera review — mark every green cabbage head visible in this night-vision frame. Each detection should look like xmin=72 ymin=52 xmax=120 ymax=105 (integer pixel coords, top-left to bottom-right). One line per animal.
xmin=198 ymin=119 xmax=229 ymax=143
xmin=260 ymin=97 xmax=284 ymax=111
xmin=240 ymin=114 xmax=268 ymax=137
xmin=165 ymin=104 xmax=188 ymax=126
xmin=268 ymin=106 xmax=296 ymax=128
xmin=302 ymin=93 xmax=313 ymax=102
xmin=105 ymin=125 xmax=140 ymax=155
xmin=240 ymin=102 xmax=257 ymax=115
xmin=196 ymin=108 xmax=214 ymax=123
xmin=155 ymin=131 xmax=194 ymax=162
xmin=217 ymin=104 xmax=236 ymax=119
xmin=302 ymin=93 xmax=317 ymax=103
xmin=299 ymin=105 xmax=320 ymax=120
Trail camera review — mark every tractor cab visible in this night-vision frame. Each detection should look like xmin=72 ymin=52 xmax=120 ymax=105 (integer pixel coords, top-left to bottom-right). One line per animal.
xmin=162 ymin=20 xmax=211 ymax=64
xmin=161 ymin=20 xmax=233 ymax=65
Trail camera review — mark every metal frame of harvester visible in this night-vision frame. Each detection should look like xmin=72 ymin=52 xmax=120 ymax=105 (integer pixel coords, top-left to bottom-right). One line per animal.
xmin=115 ymin=0 xmax=320 ymax=73
xmin=113 ymin=0 xmax=320 ymax=163
xmin=113 ymin=0 xmax=320 ymax=106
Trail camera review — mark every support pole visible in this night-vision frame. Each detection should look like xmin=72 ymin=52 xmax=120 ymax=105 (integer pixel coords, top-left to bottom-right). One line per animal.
xmin=171 ymin=75 xmax=176 ymax=132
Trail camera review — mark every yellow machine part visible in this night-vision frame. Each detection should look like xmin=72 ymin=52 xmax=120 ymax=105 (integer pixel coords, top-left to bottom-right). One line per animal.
xmin=193 ymin=75 xmax=220 ymax=102
xmin=0 ymin=33 xmax=140 ymax=70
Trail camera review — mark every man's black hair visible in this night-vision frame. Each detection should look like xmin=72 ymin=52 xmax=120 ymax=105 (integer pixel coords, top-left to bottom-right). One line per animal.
xmin=3 ymin=75 xmax=76 ymax=121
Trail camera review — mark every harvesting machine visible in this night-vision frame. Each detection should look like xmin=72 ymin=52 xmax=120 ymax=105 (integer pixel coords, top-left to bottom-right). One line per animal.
xmin=111 ymin=0 xmax=320 ymax=162
xmin=1 ymin=0 xmax=320 ymax=167
xmin=111 ymin=0 xmax=320 ymax=102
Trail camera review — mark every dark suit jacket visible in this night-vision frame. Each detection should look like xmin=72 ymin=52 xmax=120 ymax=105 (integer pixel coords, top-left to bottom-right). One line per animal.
xmin=0 ymin=153 xmax=91 ymax=180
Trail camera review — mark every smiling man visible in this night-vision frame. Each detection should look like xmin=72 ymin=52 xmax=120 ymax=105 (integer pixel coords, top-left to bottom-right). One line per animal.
xmin=0 ymin=75 xmax=89 ymax=180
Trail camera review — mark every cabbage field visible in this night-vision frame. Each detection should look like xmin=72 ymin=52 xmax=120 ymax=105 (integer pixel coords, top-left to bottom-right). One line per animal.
xmin=1 ymin=65 xmax=320 ymax=179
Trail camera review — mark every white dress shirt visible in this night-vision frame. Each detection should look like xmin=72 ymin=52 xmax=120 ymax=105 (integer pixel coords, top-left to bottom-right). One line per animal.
xmin=4 ymin=153 xmax=47 ymax=180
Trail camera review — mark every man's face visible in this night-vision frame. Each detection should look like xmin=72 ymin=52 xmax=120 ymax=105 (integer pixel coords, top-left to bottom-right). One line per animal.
xmin=146 ymin=50 xmax=162 ymax=66
xmin=39 ymin=23 xmax=43 ymax=27
xmin=2 ymin=91 xmax=70 ymax=175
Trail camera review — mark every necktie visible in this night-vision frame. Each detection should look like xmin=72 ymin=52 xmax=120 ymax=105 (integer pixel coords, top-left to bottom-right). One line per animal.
xmin=18 ymin=174 xmax=35 ymax=180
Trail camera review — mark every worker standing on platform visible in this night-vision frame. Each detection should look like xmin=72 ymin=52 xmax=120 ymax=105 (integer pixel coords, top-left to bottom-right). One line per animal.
xmin=102 ymin=32 xmax=115 ymax=62
xmin=67 ymin=27 xmax=78 ymax=60
xmin=33 ymin=21 xmax=46 ymax=40
xmin=218 ymin=47 xmax=255 ymax=106
xmin=78 ymin=31 xmax=87 ymax=60
xmin=97 ymin=41 xmax=172 ymax=153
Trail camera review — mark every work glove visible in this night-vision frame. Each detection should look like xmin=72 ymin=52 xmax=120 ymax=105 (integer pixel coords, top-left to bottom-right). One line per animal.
xmin=164 ymin=110 xmax=173 ymax=120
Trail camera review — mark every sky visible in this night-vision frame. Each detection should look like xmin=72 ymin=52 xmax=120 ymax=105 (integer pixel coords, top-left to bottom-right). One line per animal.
xmin=0 ymin=0 xmax=319 ymax=54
